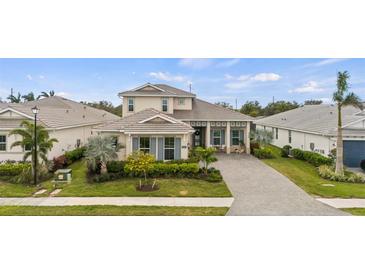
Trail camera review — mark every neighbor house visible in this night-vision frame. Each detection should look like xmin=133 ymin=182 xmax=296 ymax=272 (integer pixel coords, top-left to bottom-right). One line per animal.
xmin=93 ymin=83 xmax=253 ymax=160
xmin=0 ymin=96 xmax=120 ymax=161
xmin=255 ymin=104 xmax=365 ymax=167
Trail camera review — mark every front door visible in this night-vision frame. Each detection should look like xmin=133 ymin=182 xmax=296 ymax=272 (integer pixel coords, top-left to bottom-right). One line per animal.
xmin=193 ymin=127 xmax=205 ymax=147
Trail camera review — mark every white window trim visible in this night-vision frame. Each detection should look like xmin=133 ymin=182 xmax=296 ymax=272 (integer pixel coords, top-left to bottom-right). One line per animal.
xmin=128 ymin=98 xmax=134 ymax=112
xmin=231 ymin=130 xmax=240 ymax=146
xmin=164 ymin=137 xmax=175 ymax=160
xmin=213 ymin=130 xmax=222 ymax=146
xmin=162 ymin=98 xmax=168 ymax=112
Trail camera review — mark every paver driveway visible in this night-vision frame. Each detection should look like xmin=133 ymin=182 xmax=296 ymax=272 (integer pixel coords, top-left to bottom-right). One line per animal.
xmin=213 ymin=154 xmax=347 ymax=215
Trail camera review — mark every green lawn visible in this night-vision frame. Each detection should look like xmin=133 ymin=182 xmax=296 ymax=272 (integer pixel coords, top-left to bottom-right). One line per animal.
xmin=261 ymin=146 xmax=365 ymax=198
xmin=341 ymin=208 xmax=365 ymax=216
xmin=0 ymin=160 xmax=232 ymax=198
xmin=0 ymin=205 xmax=229 ymax=216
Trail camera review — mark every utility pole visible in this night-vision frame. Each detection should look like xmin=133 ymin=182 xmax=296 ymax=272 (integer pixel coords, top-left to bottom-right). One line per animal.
xmin=189 ymin=83 xmax=192 ymax=93
xmin=10 ymin=88 xmax=13 ymax=96
xmin=272 ymin=96 xmax=275 ymax=104
xmin=235 ymin=98 xmax=238 ymax=110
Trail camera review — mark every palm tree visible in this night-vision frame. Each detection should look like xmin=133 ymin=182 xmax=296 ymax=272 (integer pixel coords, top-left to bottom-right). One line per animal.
xmin=333 ymin=71 xmax=363 ymax=175
xmin=85 ymin=136 xmax=119 ymax=174
xmin=9 ymin=120 xmax=58 ymax=184
xmin=22 ymin=92 xmax=36 ymax=102
xmin=7 ymin=92 xmax=22 ymax=103
xmin=37 ymin=90 xmax=55 ymax=99
xmin=250 ymin=128 xmax=273 ymax=147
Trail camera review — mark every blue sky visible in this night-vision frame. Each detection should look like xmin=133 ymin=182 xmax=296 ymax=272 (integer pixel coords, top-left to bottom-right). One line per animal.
xmin=0 ymin=58 xmax=364 ymax=107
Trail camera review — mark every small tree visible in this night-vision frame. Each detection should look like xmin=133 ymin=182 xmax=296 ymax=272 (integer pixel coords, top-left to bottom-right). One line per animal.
xmin=250 ymin=128 xmax=273 ymax=148
xmin=85 ymin=136 xmax=119 ymax=174
xmin=126 ymin=151 xmax=155 ymax=183
xmin=194 ymin=147 xmax=217 ymax=175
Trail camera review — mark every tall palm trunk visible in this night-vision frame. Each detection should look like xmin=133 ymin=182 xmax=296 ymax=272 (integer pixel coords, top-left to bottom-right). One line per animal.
xmin=335 ymin=105 xmax=344 ymax=175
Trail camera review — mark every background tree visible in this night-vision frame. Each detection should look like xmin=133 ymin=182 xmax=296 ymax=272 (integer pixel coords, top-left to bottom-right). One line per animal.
xmin=333 ymin=71 xmax=363 ymax=175
xmin=37 ymin=90 xmax=55 ymax=99
xmin=81 ymin=100 xmax=123 ymax=117
xmin=240 ymin=100 xmax=263 ymax=117
xmin=304 ymin=99 xmax=323 ymax=105
xmin=85 ymin=136 xmax=119 ymax=174
xmin=215 ymin=101 xmax=233 ymax=109
xmin=9 ymin=120 xmax=58 ymax=184
xmin=250 ymin=129 xmax=273 ymax=147
xmin=194 ymin=147 xmax=217 ymax=175
xmin=7 ymin=92 xmax=22 ymax=103
xmin=263 ymin=100 xmax=299 ymax=116
xmin=22 ymin=92 xmax=36 ymax=102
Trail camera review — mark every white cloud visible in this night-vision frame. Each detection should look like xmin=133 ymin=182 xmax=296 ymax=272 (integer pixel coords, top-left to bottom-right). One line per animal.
xmin=55 ymin=92 xmax=70 ymax=97
xmin=304 ymin=58 xmax=349 ymax=67
xmin=39 ymin=75 xmax=45 ymax=79
xmin=26 ymin=74 xmax=32 ymax=80
xmin=225 ymin=73 xmax=281 ymax=89
xmin=289 ymin=81 xmax=325 ymax=93
xmin=216 ymin=58 xmax=240 ymax=68
xmin=178 ymin=58 xmax=213 ymax=69
xmin=319 ymin=97 xmax=332 ymax=104
xmin=149 ymin=72 xmax=187 ymax=82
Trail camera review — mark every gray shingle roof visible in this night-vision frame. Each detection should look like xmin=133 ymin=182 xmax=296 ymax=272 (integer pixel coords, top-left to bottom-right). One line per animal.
xmin=255 ymin=104 xmax=365 ymax=137
xmin=118 ymin=83 xmax=196 ymax=97
xmin=171 ymin=98 xmax=253 ymax=121
xmin=0 ymin=96 xmax=120 ymax=129
xmin=94 ymin=108 xmax=194 ymax=133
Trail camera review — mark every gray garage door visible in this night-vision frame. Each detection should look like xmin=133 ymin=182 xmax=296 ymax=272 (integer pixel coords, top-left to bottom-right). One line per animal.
xmin=344 ymin=140 xmax=365 ymax=167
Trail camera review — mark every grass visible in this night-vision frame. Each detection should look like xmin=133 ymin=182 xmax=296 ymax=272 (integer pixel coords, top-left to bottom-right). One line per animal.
xmin=0 ymin=205 xmax=229 ymax=216
xmin=261 ymin=145 xmax=365 ymax=198
xmin=341 ymin=208 xmax=365 ymax=216
xmin=0 ymin=160 xmax=232 ymax=198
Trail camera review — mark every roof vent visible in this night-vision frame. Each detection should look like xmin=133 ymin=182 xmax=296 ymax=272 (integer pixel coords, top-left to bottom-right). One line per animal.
xmin=66 ymin=110 xmax=69 ymax=113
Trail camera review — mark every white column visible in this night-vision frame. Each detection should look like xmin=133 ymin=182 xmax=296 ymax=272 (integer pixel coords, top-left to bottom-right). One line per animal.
xmin=245 ymin=122 xmax=251 ymax=154
xmin=206 ymin=121 xmax=211 ymax=148
xmin=226 ymin=122 xmax=231 ymax=154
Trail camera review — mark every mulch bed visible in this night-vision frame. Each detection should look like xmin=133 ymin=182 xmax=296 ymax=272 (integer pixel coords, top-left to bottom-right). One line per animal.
xmin=136 ymin=184 xmax=160 ymax=192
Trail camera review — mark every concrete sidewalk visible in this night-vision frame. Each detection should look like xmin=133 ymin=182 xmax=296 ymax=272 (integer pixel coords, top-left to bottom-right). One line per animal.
xmin=317 ymin=198 xmax=365 ymax=209
xmin=0 ymin=197 xmax=234 ymax=207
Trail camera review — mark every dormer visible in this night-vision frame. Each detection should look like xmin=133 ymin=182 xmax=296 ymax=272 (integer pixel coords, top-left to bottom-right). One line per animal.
xmin=119 ymin=83 xmax=195 ymax=117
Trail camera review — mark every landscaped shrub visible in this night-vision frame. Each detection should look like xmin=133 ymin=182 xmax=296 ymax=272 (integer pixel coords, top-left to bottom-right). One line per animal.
xmin=52 ymin=155 xmax=68 ymax=171
xmin=65 ymin=147 xmax=86 ymax=163
xmin=91 ymin=172 xmax=124 ymax=183
xmin=361 ymin=160 xmax=365 ymax=171
xmin=146 ymin=162 xmax=199 ymax=177
xmin=291 ymin=148 xmax=304 ymax=160
xmin=318 ymin=165 xmax=365 ymax=184
xmin=253 ymin=147 xmax=274 ymax=159
xmin=106 ymin=160 xmax=125 ymax=174
xmin=250 ymin=142 xmax=260 ymax=154
xmin=290 ymin=148 xmax=332 ymax=167
xmin=0 ymin=162 xmax=31 ymax=176
xmin=281 ymin=145 xmax=292 ymax=158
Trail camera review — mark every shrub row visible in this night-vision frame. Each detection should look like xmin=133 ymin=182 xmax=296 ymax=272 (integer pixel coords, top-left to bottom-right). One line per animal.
xmin=124 ymin=162 xmax=200 ymax=177
xmin=52 ymin=147 xmax=86 ymax=171
xmin=253 ymin=147 xmax=274 ymax=159
xmin=0 ymin=163 xmax=31 ymax=176
xmin=318 ymin=165 xmax=365 ymax=184
xmin=291 ymin=148 xmax=333 ymax=167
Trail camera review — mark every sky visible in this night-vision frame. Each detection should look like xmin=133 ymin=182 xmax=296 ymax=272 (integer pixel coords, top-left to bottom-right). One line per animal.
xmin=0 ymin=58 xmax=364 ymax=107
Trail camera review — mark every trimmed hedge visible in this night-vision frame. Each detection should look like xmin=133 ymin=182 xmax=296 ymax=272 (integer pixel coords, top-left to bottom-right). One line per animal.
xmin=291 ymin=148 xmax=333 ymax=167
xmin=253 ymin=147 xmax=274 ymax=159
xmin=281 ymin=145 xmax=292 ymax=158
xmin=64 ymin=147 xmax=86 ymax=163
xmin=124 ymin=162 xmax=200 ymax=177
xmin=361 ymin=160 xmax=365 ymax=171
xmin=106 ymin=160 xmax=125 ymax=174
xmin=0 ymin=163 xmax=31 ymax=176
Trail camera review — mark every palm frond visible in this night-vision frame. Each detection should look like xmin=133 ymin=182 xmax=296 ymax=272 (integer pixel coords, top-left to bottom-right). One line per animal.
xmin=343 ymin=92 xmax=364 ymax=110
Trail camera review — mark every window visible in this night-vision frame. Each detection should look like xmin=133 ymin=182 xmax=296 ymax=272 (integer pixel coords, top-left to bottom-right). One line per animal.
xmin=275 ymin=128 xmax=278 ymax=139
xmin=76 ymin=139 xmax=81 ymax=148
xmin=288 ymin=130 xmax=292 ymax=144
xmin=231 ymin=130 xmax=240 ymax=146
xmin=139 ymin=137 xmax=150 ymax=154
xmin=164 ymin=137 xmax=174 ymax=160
xmin=162 ymin=98 xmax=168 ymax=112
xmin=111 ymin=137 xmax=118 ymax=149
xmin=178 ymin=98 xmax=185 ymax=105
xmin=213 ymin=130 xmax=221 ymax=146
xmin=0 ymin=135 xmax=6 ymax=151
xmin=128 ymin=98 xmax=134 ymax=112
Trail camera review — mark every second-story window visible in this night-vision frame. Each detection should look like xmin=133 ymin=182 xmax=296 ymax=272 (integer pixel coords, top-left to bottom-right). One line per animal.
xmin=162 ymin=98 xmax=168 ymax=112
xmin=128 ymin=98 xmax=134 ymax=112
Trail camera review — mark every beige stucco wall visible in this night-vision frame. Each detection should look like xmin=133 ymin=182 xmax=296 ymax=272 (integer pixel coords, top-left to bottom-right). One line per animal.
xmin=123 ymin=96 xmax=174 ymax=117
xmin=173 ymin=97 xmax=192 ymax=110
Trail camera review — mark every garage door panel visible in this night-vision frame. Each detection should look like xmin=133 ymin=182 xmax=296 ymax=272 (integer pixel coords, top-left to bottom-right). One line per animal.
xmin=344 ymin=141 xmax=365 ymax=167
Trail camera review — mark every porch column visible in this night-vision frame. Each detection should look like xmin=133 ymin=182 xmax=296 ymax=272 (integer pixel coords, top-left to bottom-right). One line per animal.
xmin=245 ymin=122 xmax=251 ymax=154
xmin=205 ymin=121 xmax=211 ymax=148
xmin=226 ymin=122 xmax=231 ymax=154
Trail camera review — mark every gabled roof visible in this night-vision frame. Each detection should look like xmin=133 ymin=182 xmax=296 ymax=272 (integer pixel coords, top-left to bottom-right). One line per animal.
xmin=118 ymin=83 xmax=196 ymax=98
xmin=171 ymin=98 xmax=253 ymax=121
xmin=0 ymin=96 xmax=120 ymax=129
xmin=255 ymin=104 xmax=365 ymax=137
xmin=94 ymin=108 xmax=194 ymax=133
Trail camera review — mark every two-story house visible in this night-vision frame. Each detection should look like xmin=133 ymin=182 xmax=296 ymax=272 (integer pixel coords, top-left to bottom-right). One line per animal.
xmin=94 ymin=83 xmax=253 ymax=161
